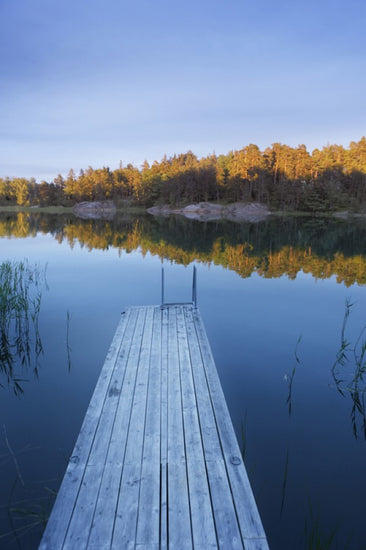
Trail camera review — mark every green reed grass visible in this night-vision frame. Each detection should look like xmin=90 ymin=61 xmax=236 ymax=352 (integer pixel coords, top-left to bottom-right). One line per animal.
xmin=285 ymin=335 xmax=302 ymax=416
xmin=0 ymin=477 xmax=56 ymax=546
xmin=302 ymin=499 xmax=356 ymax=550
xmin=0 ymin=260 xmax=46 ymax=395
xmin=66 ymin=310 xmax=72 ymax=372
xmin=1 ymin=423 xmax=57 ymax=546
xmin=303 ymin=501 xmax=338 ymax=550
xmin=332 ymin=298 xmax=366 ymax=439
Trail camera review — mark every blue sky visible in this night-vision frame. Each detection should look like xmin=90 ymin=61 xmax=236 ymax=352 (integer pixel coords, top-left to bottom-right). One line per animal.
xmin=0 ymin=0 xmax=365 ymax=181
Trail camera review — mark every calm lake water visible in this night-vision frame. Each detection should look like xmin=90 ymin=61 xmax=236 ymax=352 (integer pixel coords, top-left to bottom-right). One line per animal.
xmin=0 ymin=212 xmax=366 ymax=549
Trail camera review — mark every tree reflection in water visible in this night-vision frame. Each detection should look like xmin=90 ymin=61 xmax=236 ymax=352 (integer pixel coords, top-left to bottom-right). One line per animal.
xmin=0 ymin=212 xmax=365 ymax=286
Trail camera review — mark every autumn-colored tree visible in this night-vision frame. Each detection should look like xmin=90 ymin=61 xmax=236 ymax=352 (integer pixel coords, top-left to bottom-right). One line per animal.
xmin=64 ymin=169 xmax=77 ymax=201
xmin=2 ymin=137 xmax=366 ymax=211
xmin=10 ymin=178 xmax=31 ymax=206
xmin=0 ymin=178 xmax=12 ymax=204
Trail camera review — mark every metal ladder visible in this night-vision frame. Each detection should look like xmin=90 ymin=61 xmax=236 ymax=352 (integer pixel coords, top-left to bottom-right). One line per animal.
xmin=161 ymin=265 xmax=197 ymax=308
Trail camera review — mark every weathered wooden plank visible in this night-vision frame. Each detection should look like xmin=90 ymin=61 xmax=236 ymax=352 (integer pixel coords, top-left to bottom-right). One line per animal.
xmin=62 ymin=463 xmax=103 ymax=550
xmin=166 ymin=306 xmax=192 ymax=549
xmin=176 ymin=306 xmax=217 ymax=549
xmin=111 ymin=306 xmax=154 ymax=549
xmin=183 ymin=306 xmax=244 ymax=547
xmin=39 ymin=309 xmax=133 ymax=550
xmin=205 ymin=457 xmax=244 ymax=550
xmin=167 ymin=307 xmax=186 ymax=463
xmin=160 ymin=306 xmax=169 ymax=550
xmin=86 ymin=307 xmax=147 ymax=549
xmin=192 ymin=307 xmax=269 ymax=548
xmin=63 ymin=307 xmax=144 ymax=549
xmin=136 ymin=306 xmax=162 ymax=546
xmin=166 ymin=461 xmax=194 ymax=549
xmin=183 ymin=306 xmax=222 ymax=460
xmin=241 ymin=540 xmax=271 ymax=550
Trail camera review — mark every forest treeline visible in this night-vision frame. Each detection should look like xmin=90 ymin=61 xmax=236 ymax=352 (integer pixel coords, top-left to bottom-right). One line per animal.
xmin=1 ymin=212 xmax=365 ymax=286
xmin=1 ymin=138 xmax=366 ymax=212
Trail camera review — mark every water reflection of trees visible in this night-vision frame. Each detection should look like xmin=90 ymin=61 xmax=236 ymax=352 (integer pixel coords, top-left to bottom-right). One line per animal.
xmin=1 ymin=213 xmax=366 ymax=286
xmin=0 ymin=260 xmax=46 ymax=395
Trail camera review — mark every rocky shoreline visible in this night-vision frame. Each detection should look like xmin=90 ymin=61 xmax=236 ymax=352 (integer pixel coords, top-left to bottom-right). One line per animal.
xmin=73 ymin=200 xmax=117 ymax=220
xmin=147 ymin=202 xmax=271 ymax=222
xmin=70 ymin=201 xmax=365 ymax=222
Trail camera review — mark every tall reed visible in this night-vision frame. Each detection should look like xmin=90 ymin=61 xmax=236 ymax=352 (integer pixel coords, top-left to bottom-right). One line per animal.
xmin=332 ymin=299 xmax=366 ymax=439
xmin=0 ymin=260 xmax=46 ymax=395
xmin=285 ymin=335 xmax=302 ymax=416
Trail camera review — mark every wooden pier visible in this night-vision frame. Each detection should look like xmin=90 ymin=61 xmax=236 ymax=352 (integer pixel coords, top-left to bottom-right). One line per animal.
xmin=39 ymin=305 xmax=268 ymax=549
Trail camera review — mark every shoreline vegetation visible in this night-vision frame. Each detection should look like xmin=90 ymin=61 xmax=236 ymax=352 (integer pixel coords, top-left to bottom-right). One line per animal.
xmin=0 ymin=137 xmax=365 ymax=216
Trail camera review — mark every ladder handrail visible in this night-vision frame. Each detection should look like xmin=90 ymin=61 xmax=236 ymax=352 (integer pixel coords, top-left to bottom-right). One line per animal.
xmin=161 ymin=265 xmax=197 ymax=308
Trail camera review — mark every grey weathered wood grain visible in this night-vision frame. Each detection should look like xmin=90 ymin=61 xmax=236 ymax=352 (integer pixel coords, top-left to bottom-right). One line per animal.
xmin=192 ymin=307 xmax=269 ymax=548
xmin=39 ymin=309 xmax=132 ymax=550
xmin=183 ymin=307 xmax=222 ymax=460
xmin=166 ymin=306 xmax=193 ymax=548
xmin=112 ymin=306 xmax=154 ymax=549
xmin=160 ymin=306 xmax=169 ymax=550
xmin=64 ymin=307 xmax=145 ymax=549
xmin=184 ymin=307 xmax=247 ymax=547
xmin=136 ymin=306 xmax=162 ymax=547
xmin=39 ymin=304 xmax=269 ymax=550
xmin=176 ymin=306 xmax=217 ymax=548
xmin=87 ymin=307 xmax=146 ymax=548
